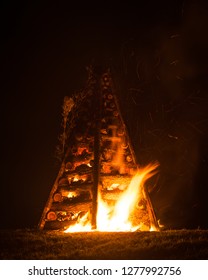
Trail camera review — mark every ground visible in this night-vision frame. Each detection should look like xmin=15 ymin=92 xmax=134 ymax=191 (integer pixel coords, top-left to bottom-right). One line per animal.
xmin=0 ymin=229 xmax=208 ymax=259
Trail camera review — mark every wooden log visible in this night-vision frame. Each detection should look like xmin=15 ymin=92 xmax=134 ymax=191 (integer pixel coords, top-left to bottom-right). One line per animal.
xmin=58 ymin=183 xmax=92 ymax=193
xmin=58 ymin=177 xmax=69 ymax=186
xmin=50 ymin=201 xmax=91 ymax=213
xmin=65 ymin=169 xmax=93 ymax=176
xmin=65 ymin=162 xmax=74 ymax=171
xmin=100 ymin=175 xmax=132 ymax=190
xmin=53 ymin=192 xmax=63 ymax=202
xmin=46 ymin=211 xmax=57 ymax=221
xmin=75 ymin=164 xmax=92 ymax=174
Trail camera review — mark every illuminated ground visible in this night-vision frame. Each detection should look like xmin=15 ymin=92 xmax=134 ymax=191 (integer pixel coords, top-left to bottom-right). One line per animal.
xmin=0 ymin=229 xmax=208 ymax=259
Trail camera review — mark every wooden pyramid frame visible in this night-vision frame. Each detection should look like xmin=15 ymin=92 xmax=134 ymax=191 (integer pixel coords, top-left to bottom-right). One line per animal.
xmin=38 ymin=66 xmax=159 ymax=231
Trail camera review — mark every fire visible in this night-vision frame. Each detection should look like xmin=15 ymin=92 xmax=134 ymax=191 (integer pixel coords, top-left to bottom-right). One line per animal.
xmin=67 ymin=191 xmax=78 ymax=198
xmin=64 ymin=213 xmax=91 ymax=232
xmin=73 ymin=175 xmax=79 ymax=182
xmin=64 ymin=162 xmax=158 ymax=233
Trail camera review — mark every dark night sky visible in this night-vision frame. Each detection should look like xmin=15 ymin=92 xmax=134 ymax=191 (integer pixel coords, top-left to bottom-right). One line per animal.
xmin=1 ymin=0 xmax=208 ymax=229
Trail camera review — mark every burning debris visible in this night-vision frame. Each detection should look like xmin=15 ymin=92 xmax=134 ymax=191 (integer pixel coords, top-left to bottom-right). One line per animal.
xmin=38 ymin=66 xmax=160 ymax=232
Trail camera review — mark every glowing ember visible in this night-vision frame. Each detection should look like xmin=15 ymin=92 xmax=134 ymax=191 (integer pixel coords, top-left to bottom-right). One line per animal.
xmin=73 ymin=176 xmax=79 ymax=182
xmin=64 ymin=162 xmax=158 ymax=233
xmin=67 ymin=191 xmax=78 ymax=198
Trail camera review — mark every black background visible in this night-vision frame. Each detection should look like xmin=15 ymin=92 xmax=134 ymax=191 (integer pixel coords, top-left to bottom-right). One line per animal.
xmin=1 ymin=0 xmax=208 ymax=229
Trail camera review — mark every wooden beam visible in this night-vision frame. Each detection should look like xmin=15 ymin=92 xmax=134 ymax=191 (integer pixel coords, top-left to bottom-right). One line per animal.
xmin=91 ymin=71 xmax=102 ymax=230
xmin=38 ymin=162 xmax=65 ymax=229
xmin=143 ymin=187 xmax=159 ymax=231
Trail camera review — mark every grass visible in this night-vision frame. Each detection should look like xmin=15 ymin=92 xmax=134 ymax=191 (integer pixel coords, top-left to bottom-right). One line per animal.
xmin=0 ymin=229 xmax=208 ymax=259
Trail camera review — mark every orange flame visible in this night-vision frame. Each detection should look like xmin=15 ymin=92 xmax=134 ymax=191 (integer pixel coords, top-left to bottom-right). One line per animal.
xmin=64 ymin=162 xmax=159 ymax=233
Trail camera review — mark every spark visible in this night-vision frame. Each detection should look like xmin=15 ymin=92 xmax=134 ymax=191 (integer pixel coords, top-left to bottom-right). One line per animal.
xmin=168 ymin=134 xmax=178 ymax=140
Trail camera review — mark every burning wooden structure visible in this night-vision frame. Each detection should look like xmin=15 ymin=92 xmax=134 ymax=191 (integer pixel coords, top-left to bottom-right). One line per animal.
xmin=38 ymin=67 xmax=159 ymax=231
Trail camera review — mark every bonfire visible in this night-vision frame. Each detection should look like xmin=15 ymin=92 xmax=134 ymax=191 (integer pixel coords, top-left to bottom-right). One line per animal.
xmin=38 ymin=66 xmax=160 ymax=232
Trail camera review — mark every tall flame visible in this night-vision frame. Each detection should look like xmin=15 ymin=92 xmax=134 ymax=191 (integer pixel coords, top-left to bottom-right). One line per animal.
xmin=64 ymin=162 xmax=158 ymax=233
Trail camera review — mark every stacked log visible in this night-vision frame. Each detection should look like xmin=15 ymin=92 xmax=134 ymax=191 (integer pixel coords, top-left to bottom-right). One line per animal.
xmin=42 ymin=86 xmax=95 ymax=230
xmin=39 ymin=68 xmax=159 ymax=231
